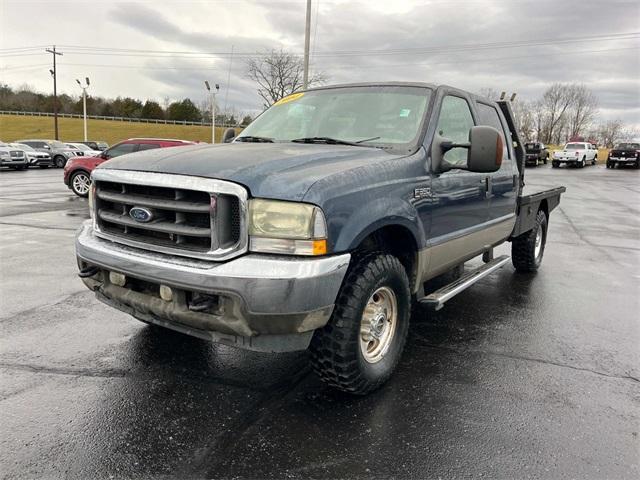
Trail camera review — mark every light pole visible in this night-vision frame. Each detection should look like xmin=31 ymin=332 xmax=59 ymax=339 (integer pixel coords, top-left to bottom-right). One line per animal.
xmin=76 ymin=77 xmax=90 ymax=141
xmin=204 ymin=81 xmax=220 ymax=144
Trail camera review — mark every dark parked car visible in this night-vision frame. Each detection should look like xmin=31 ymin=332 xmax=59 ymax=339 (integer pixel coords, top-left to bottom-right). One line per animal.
xmin=607 ymin=142 xmax=640 ymax=169
xmin=75 ymin=83 xmax=565 ymax=395
xmin=524 ymin=142 xmax=549 ymax=166
xmin=74 ymin=141 xmax=109 ymax=151
xmin=64 ymin=138 xmax=195 ymax=197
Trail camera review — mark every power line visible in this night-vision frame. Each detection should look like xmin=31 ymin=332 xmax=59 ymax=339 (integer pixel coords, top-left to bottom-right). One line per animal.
xmin=30 ymin=31 xmax=638 ymax=59
xmin=2 ymin=46 xmax=633 ymax=73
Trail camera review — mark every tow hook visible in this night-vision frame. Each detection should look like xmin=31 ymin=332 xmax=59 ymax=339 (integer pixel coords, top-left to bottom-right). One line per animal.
xmin=78 ymin=265 xmax=100 ymax=278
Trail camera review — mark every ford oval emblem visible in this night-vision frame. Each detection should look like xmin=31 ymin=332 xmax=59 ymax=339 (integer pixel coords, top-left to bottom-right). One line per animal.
xmin=129 ymin=206 xmax=154 ymax=223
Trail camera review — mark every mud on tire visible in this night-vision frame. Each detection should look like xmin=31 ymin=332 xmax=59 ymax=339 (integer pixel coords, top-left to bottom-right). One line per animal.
xmin=309 ymin=253 xmax=411 ymax=395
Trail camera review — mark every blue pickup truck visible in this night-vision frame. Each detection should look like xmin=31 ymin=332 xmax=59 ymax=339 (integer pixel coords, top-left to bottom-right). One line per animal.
xmin=76 ymin=83 xmax=565 ymax=394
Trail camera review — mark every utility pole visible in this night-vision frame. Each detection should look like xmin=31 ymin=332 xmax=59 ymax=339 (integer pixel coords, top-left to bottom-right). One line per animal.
xmin=76 ymin=77 xmax=90 ymax=141
xmin=205 ymin=81 xmax=219 ymax=144
xmin=302 ymin=0 xmax=311 ymax=89
xmin=46 ymin=46 xmax=63 ymax=140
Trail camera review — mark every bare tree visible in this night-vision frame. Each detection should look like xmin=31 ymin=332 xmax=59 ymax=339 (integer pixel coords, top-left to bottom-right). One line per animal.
xmin=530 ymin=100 xmax=546 ymax=142
xmin=568 ymin=84 xmax=598 ymax=138
xmin=512 ymin=99 xmax=534 ymax=141
xmin=597 ymin=120 xmax=624 ymax=148
xmin=541 ymin=83 xmax=575 ymax=144
xmin=246 ymin=49 xmax=327 ymax=108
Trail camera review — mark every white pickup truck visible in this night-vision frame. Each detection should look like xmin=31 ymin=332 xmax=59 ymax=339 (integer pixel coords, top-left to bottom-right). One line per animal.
xmin=551 ymin=142 xmax=598 ymax=168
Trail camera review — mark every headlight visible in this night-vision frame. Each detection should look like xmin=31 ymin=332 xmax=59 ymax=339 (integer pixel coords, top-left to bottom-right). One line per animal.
xmin=248 ymin=199 xmax=327 ymax=256
xmin=0 ymin=152 xmax=8 ymax=159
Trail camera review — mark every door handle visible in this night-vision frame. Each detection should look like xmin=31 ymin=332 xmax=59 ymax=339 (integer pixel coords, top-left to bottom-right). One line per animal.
xmin=484 ymin=176 xmax=492 ymax=198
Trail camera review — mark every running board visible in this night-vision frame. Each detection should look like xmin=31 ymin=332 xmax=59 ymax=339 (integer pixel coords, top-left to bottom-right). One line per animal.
xmin=419 ymin=255 xmax=511 ymax=311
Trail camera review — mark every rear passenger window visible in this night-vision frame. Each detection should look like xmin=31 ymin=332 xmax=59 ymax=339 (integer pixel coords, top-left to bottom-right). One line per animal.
xmin=436 ymin=96 xmax=475 ymax=167
xmin=476 ymin=103 xmax=510 ymax=160
xmin=137 ymin=143 xmax=161 ymax=151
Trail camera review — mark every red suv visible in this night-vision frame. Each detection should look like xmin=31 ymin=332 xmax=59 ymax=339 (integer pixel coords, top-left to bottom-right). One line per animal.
xmin=64 ymin=138 xmax=196 ymax=197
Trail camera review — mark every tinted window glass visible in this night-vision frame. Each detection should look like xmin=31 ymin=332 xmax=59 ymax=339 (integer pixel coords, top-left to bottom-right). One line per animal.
xmin=105 ymin=143 xmax=137 ymax=158
xmin=136 ymin=143 xmax=161 ymax=151
xmin=25 ymin=141 xmax=45 ymax=148
xmin=476 ymin=102 xmax=509 ymax=160
xmin=566 ymin=143 xmax=585 ymax=150
xmin=436 ymin=96 xmax=475 ymax=166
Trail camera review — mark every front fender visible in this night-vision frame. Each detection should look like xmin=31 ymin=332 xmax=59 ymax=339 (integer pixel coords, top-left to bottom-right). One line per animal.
xmin=331 ymin=196 xmax=426 ymax=252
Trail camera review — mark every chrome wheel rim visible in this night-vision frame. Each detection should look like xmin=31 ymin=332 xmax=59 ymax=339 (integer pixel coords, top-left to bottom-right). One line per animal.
xmin=534 ymin=224 xmax=543 ymax=259
xmin=359 ymin=286 xmax=398 ymax=364
xmin=73 ymin=174 xmax=91 ymax=195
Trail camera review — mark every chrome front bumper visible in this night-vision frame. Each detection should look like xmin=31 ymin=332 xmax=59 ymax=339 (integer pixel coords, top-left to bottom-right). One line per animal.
xmin=75 ymin=221 xmax=350 ymax=351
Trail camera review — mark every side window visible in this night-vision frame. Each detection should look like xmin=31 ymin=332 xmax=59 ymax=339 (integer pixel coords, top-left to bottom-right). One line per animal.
xmin=136 ymin=143 xmax=161 ymax=151
xmin=476 ymin=102 xmax=510 ymax=161
xmin=105 ymin=143 xmax=136 ymax=159
xmin=436 ymin=95 xmax=475 ymax=166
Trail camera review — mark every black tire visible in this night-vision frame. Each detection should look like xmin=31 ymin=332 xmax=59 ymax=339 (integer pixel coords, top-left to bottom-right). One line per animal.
xmin=309 ymin=253 xmax=411 ymax=395
xmin=54 ymin=156 xmax=66 ymax=168
xmin=579 ymin=157 xmax=586 ymax=168
xmin=606 ymin=162 xmax=611 ymax=169
xmin=635 ymin=160 xmax=640 ymax=169
xmin=552 ymin=160 xmax=559 ymax=168
xmin=512 ymin=210 xmax=548 ymax=273
xmin=70 ymin=170 xmax=91 ymax=197
xmin=593 ymin=155 xmax=597 ymax=165
xmin=544 ymin=154 xmax=548 ymax=165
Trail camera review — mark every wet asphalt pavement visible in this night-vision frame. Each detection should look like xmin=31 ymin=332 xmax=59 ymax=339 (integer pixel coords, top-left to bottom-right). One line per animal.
xmin=0 ymin=164 xmax=638 ymax=479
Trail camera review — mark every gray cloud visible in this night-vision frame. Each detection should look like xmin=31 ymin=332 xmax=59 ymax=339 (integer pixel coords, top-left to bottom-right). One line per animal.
xmin=2 ymin=0 xmax=639 ymax=126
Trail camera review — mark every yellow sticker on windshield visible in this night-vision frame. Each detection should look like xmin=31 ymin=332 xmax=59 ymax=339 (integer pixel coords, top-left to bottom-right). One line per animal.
xmin=274 ymin=92 xmax=304 ymax=106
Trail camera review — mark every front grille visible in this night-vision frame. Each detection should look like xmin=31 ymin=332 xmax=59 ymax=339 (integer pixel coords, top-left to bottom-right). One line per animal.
xmin=92 ymin=170 xmax=247 ymax=261
xmin=10 ymin=150 xmax=24 ymax=159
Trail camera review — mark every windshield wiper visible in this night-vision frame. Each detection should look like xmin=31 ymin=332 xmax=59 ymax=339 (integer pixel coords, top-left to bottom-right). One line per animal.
xmin=291 ymin=136 xmax=378 ymax=147
xmin=235 ymin=135 xmax=274 ymax=143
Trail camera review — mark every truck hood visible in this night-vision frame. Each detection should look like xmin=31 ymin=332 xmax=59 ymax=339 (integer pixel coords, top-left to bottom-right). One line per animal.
xmin=98 ymin=142 xmax=407 ymax=201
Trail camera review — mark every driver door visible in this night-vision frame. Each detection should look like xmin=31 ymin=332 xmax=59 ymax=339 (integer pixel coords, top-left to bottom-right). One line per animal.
xmin=426 ymin=92 xmax=489 ymax=277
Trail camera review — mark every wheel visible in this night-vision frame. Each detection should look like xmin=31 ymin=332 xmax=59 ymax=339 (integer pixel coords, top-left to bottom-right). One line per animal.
xmin=593 ymin=155 xmax=597 ymax=165
xmin=70 ymin=171 xmax=91 ymax=197
xmin=635 ymin=160 xmax=640 ymax=169
xmin=579 ymin=157 xmax=585 ymax=168
xmin=309 ymin=253 xmax=411 ymax=395
xmin=54 ymin=156 xmax=66 ymax=168
xmin=606 ymin=162 xmax=611 ymax=169
xmin=544 ymin=154 xmax=548 ymax=165
xmin=552 ymin=160 xmax=559 ymax=168
xmin=512 ymin=210 xmax=547 ymax=272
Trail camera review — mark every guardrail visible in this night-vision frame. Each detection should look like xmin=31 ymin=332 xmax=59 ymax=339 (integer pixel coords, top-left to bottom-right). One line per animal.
xmin=0 ymin=110 xmax=243 ymax=128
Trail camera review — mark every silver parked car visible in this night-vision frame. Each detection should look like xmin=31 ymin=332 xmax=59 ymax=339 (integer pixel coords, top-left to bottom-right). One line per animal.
xmin=9 ymin=143 xmax=53 ymax=168
xmin=15 ymin=139 xmax=84 ymax=168
xmin=0 ymin=142 xmax=28 ymax=170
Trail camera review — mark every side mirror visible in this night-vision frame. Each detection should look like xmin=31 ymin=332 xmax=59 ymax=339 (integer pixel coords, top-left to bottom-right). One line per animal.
xmin=100 ymin=152 xmax=110 ymax=160
xmin=466 ymin=126 xmax=503 ymax=173
xmin=43 ymin=145 xmax=51 ymax=150
xmin=222 ymin=128 xmax=236 ymax=143
xmin=434 ymin=126 xmax=503 ymax=174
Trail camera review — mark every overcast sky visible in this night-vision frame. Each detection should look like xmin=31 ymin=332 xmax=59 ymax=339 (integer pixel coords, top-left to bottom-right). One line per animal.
xmin=1 ymin=0 xmax=639 ymax=126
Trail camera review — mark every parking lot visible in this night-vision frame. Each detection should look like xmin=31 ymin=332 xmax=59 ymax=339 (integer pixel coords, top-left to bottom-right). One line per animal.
xmin=0 ymin=165 xmax=638 ymax=478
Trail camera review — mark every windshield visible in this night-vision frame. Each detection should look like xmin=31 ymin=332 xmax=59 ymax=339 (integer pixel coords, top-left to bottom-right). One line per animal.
xmin=565 ymin=143 xmax=585 ymax=150
xmin=50 ymin=141 xmax=67 ymax=149
xmin=12 ymin=143 xmax=34 ymax=151
xmin=525 ymin=143 xmax=540 ymax=150
xmin=615 ymin=143 xmax=640 ymax=149
xmin=237 ymin=86 xmax=432 ymax=148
